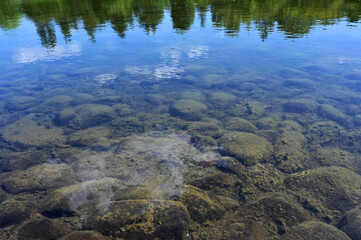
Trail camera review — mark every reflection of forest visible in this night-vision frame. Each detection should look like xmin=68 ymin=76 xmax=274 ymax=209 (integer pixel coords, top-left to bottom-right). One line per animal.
xmin=1 ymin=0 xmax=360 ymax=47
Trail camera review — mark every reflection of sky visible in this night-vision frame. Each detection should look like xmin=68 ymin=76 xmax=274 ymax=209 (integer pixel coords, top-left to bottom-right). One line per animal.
xmin=13 ymin=44 xmax=81 ymax=63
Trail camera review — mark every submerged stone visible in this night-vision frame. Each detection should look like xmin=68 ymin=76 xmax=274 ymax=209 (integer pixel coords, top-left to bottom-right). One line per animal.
xmin=0 ymin=199 xmax=33 ymax=227
xmin=338 ymin=207 xmax=361 ymax=240
xmin=0 ymin=114 xmax=67 ymax=148
xmin=179 ymin=185 xmax=225 ymax=223
xmin=224 ymin=117 xmax=258 ymax=133
xmin=238 ymin=193 xmax=311 ymax=235
xmin=68 ymin=126 xmax=111 ymax=148
xmin=285 ymin=167 xmax=361 ymax=221
xmin=58 ymin=231 xmax=107 ymax=240
xmin=282 ymin=221 xmax=351 ymax=240
xmin=315 ymin=147 xmax=356 ymax=171
xmin=5 ymin=96 xmax=40 ymax=111
xmin=169 ymin=99 xmax=207 ymax=121
xmin=69 ymin=104 xmax=116 ymax=129
xmin=17 ymin=217 xmax=71 ymax=240
xmin=0 ymin=150 xmax=49 ymax=172
xmin=218 ymin=132 xmax=273 ymax=166
xmin=208 ymin=91 xmax=238 ymax=107
xmin=283 ymin=99 xmax=319 ymax=113
xmin=318 ymin=104 xmax=353 ymax=127
xmin=230 ymin=101 xmax=265 ymax=119
xmin=84 ymin=200 xmax=190 ymax=239
xmin=282 ymin=78 xmax=315 ymax=89
xmin=3 ymin=164 xmax=76 ymax=194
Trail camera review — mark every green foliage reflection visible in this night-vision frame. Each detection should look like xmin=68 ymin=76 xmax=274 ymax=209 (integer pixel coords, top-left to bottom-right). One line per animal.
xmin=0 ymin=0 xmax=359 ymax=47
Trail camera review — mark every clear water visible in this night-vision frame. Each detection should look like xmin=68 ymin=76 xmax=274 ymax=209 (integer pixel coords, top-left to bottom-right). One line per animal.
xmin=0 ymin=0 xmax=361 ymax=239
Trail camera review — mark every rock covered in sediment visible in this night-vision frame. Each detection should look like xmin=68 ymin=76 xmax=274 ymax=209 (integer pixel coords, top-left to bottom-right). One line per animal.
xmin=0 ymin=199 xmax=33 ymax=227
xmin=282 ymin=221 xmax=351 ymax=240
xmin=84 ymin=200 xmax=190 ymax=239
xmin=285 ymin=167 xmax=361 ymax=221
xmin=0 ymin=114 xmax=67 ymax=148
xmin=283 ymin=99 xmax=319 ymax=113
xmin=58 ymin=231 xmax=108 ymax=240
xmin=238 ymin=193 xmax=311 ymax=235
xmin=0 ymin=150 xmax=49 ymax=172
xmin=230 ymin=101 xmax=265 ymax=119
xmin=57 ymin=108 xmax=76 ymax=125
xmin=318 ymin=104 xmax=353 ymax=127
xmin=208 ymin=91 xmax=238 ymax=107
xmin=218 ymin=132 xmax=273 ymax=166
xmin=3 ymin=164 xmax=76 ymax=194
xmin=68 ymin=104 xmax=117 ymax=129
xmin=315 ymin=147 xmax=356 ymax=171
xmin=16 ymin=217 xmax=71 ymax=240
xmin=5 ymin=96 xmax=40 ymax=111
xmin=169 ymin=99 xmax=208 ymax=121
xmin=338 ymin=207 xmax=361 ymax=240
xmin=68 ymin=126 xmax=111 ymax=148
xmin=224 ymin=117 xmax=258 ymax=133
xmin=178 ymin=185 xmax=225 ymax=223
xmin=42 ymin=178 xmax=123 ymax=217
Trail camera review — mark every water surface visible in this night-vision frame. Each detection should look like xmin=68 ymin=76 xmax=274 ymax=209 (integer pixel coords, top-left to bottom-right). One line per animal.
xmin=1 ymin=0 xmax=361 ymax=239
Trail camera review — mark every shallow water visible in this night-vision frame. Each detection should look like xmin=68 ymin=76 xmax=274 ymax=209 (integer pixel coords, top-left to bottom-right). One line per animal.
xmin=1 ymin=0 xmax=361 ymax=239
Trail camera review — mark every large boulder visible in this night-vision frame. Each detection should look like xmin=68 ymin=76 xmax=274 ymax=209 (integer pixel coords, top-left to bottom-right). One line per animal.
xmin=218 ymin=132 xmax=273 ymax=166
xmin=84 ymin=200 xmax=190 ymax=240
xmin=3 ymin=164 xmax=76 ymax=194
xmin=282 ymin=221 xmax=350 ymax=240
xmin=285 ymin=167 xmax=361 ymax=221
xmin=169 ymin=99 xmax=208 ymax=121
xmin=338 ymin=207 xmax=361 ymax=240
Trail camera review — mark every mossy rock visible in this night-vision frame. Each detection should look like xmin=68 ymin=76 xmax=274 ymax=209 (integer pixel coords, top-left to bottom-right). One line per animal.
xmin=0 ymin=199 xmax=33 ymax=227
xmin=275 ymin=131 xmax=314 ymax=173
xmin=318 ymin=104 xmax=353 ymax=128
xmin=230 ymin=101 xmax=265 ymax=119
xmin=57 ymin=108 xmax=76 ymax=125
xmin=179 ymin=185 xmax=225 ymax=223
xmin=44 ymin=95 xmax=74 ymax=106
xmin=179 ymin=90 xmax=206 ymax=101
xmin=84 ymin=200 xmax=190 ymax=240
xmin=16 ymin=217 xmax=71 ymax=240
xmin=169 ymin=99 xmax=207 ymax=121
xmin=283 ymin=99 xmax=319 ymax=113
xmin=238 ymin=193 xmax=311 ymax=235
xmin=238 ymin=164 xmax=285 ymax=201
xmin=282 ymin=221 xmax=351 ymax=240
xmin=69 ymin=104 xmax=117 ymax=129
xmin=315 ymin=147 xmax=356 ymax=171
xmin=0 ymin=150 xmax=49 ymax=172
xmin=285 ymin=167 xmax=361 ymax=221
xmin=3 ymin=164 xmax=76 ymax=194
xmin=0 ymin=114 xmax=67 ymax=148
xmin=70 ymin=153 xmax=109 ymax=181
xmin=306 ymin=121 xmax=350 ymax=147
xmin=282 ymin=78 xmax=315 ymax=89
xmin=58 ymin=231 xmax=108 ymax=240
xmin=208 ymin=92 xmax=238 ymax=107
xmin=279 ymin=120 xmax=303 ymax=132
xmin=338 ymin=207 xmax=361 ymax=240
xmin=224 ymin=117 xmax=258 ymax=133
xmin=255 ymin=115 xmax=282 ymax=130
xmin=218 ymin=132 xmax=273 ymax=166
xmin=43 ymin=178 xmax=122 ymax=217
xmin=191 ymin=218 xmax=269 ymax=240
xmin=68 ymin=126 xmax=111 ymax=148
xmin=5 ymin=96 xmax=40 ymax=111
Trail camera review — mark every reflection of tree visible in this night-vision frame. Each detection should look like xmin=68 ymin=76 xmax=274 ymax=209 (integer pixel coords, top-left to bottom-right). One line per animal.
xmin=0 ymin=0 xmax=360 ymax=47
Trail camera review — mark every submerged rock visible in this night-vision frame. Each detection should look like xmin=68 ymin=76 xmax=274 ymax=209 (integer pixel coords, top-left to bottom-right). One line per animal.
xmin=285 ymin=167 xmax=361 ymax=221
xmin=224 ymin=117 xmax=258 ymax=133
xmin=283 ymin=99 xmax=319 ymax=113
xmin=0 ymin=150 xmax=49 ymax=172
xmin=43 ymin=178 xmax=122 ymax=217
xmin=282 ymin=78 xmax=315 ymax=89
xmin=3 ymin=164 xmax=76 ymax=194
xmin=0 ymin=199 xmax=33 ymax=227
xmin=218 ymin=132 xmax=273 ymax=166
xmin=68 ymin=104 xmax=116 ymax=129
xmin=17 ymin=217 xmax=71 ymax=240
xmin=58 ymin=231 xmax=108 ymax=240
xmin=282 ymin=221 xmax=351 ymax=240
xmin=179 ymin=185 xmax=225 ymax=223
xmin=318 ymin=104 xmax=353 ymax=127
xmin=338 ymin=207 xmax=361 ymax=240
xmin=230 ymin=101 xmax=265 ymax=119
xmin=208 ymin=91 xmax=238 ymax=107
xmin=315 ymin=147 xmax=356 ymax=171
xmin=169 ymin=99 xmax=207 ymax=121
xmin=84 ymin=200 xmax=190 ymax=240
xmin=68 ymin=126 xmax=111 ymax=148
xmin=0 ymin=114 xmax=67 ymax=148
xmin=239 ymin=193 xmax=311 ymax=235
xmin=5 ymin=96 xmax=40 ymax=111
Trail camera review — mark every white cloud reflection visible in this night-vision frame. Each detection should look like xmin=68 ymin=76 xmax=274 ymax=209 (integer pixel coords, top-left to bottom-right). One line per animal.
xmin=13 ymin=44 xmax=81 ymax=63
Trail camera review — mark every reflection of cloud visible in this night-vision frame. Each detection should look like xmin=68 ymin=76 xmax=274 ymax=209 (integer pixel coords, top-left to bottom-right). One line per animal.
xmin=13 ymin=44 xmax=81 ymax=63
xmin=94 ymin=73 xmax=117 ymax=84
xmin=124 ymin=48 xmax=184 ymax=80
xmin=188 ymin=45 xmax=209 ymax=59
